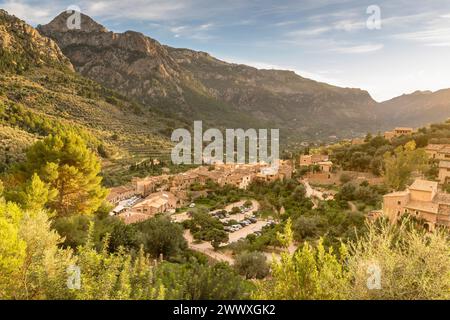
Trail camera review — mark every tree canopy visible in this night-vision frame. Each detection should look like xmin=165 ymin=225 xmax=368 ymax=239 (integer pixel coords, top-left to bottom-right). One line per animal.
xmin=7 ymin=131 xmax=107 ymax=216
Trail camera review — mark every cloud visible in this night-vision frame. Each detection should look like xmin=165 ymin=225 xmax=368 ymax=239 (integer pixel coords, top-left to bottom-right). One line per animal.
xmin=333 ymin=19 xmax=366 ymax=32
xmin=426 ymin=42 xmax=450 ymax=47
xmin=286 ymin=26 xmax=331 ymax=37
xmin=1 ymin=0 xmax=53 ymax=24
xmin=393 ymin=28 xmax=450 ymax=44
xmin=332 ymin=43 xmax=384 ymax=54
xmin=168 ymin=22 xmax=215 ymax=40
xmin=83 ymin=0 xmax=187 ymax=21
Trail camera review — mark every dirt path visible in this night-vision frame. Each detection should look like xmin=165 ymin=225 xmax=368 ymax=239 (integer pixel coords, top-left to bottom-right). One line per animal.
xmin=184 ymin=230 xmax=235 ymax=265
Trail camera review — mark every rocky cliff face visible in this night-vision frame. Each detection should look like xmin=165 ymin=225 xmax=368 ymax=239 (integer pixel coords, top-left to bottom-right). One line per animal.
xmin=0 ymin=10 xmax=175 ymax=170
xmin=37 ymin=12 xmax=195 ymax=112
xmin=36 ymin=12 xmax=450 ymax=143
xmin=0 ymin=9 xmax=72 ymax=71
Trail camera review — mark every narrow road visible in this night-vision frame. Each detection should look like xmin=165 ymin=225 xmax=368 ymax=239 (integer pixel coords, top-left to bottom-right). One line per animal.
xmin=300 ymin=179 xmax=323 ymax=208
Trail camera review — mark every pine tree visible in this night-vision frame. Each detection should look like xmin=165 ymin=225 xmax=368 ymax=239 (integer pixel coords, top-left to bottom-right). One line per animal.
xmin=13 ymin=131 xmax=107 ymax=216
xmin=16 ymin=173 xmax=55 ymax=212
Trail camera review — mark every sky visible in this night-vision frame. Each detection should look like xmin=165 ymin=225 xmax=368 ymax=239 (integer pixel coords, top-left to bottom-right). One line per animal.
xmin=1 ymin=0 xmax=450 ymax=101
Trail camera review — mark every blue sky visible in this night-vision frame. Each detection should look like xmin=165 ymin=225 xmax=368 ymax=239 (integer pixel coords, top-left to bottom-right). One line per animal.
xmin=2 ymin=0 xmax=450 ymax=101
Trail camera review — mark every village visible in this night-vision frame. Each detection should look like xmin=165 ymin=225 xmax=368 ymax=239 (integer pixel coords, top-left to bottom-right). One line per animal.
xmin=304 ymin=127 xmax=450 ymax=231
xmin=104 ymin=125 xmax=450 ymax=266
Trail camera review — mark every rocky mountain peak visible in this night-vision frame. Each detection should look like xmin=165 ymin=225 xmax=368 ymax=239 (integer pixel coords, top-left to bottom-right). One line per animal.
xmin=38 ymin=11 xmax=107 ymax=34
xmin=37 ymin=12 xmax=187 ymax=107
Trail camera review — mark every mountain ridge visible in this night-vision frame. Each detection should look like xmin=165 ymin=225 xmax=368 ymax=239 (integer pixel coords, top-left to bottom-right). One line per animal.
xmin=0 ymin=10 xmax=179 ymax=184
xmin=37 ymin=11 xmax=386 ymax=143
xmin=3 ymin=9 xmax=450 ymax=146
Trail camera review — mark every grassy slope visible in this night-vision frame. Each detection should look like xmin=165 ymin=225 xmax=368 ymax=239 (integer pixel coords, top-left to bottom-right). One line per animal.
xmin=0 ymin=65 xmax=180 ymax=182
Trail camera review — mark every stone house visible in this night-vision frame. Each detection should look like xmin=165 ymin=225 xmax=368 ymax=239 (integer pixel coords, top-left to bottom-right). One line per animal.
xmin=106 ymin=185 xmax=137 ymax=205
xmin=317 ymin=161 xmax=333 ymax=173
xmin=299 ymin=154 xmax=329 ymax=166
xmin=131 ymin=191 xmax=178 ymax=216
xmin=133 ymin=175 xmax=170 ymax=197
xmin=425 ymin=144 xmax=450 ymax=159
xmin=381 ymin=179 xmax=450 ymax=230
xmin=438 ymin=160 xmax=450 ymax=184
xmin=436 ymin=147 xmax=450 ymax=161
xmin=384 ymin=127 xmax=414 ymax=141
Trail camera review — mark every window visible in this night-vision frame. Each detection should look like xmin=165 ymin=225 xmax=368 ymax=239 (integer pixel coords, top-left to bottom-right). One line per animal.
xmin=397 ymin=201 xmax=401 ymax=205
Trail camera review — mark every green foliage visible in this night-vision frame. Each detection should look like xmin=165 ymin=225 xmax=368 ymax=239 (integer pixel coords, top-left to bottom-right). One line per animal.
xmin=231 ymin=206 xmax=241 ymax=215
xmin=335 ymin=181 xmax=385 ymax=207
xmin=155 ymin=260 xmax=252 ymax=299
xmin=331 ymin=135 xmax=390 ymax=174
xmin=291 ymin=201 xmax=366 ymax=247
xmin=184 ymin=210 xmax=229 ymax=249
xmin=234 ymin=251 xmax=270 ymax=279
xmin=9 ymin=132 xmax=107 ymax=216
xmin=71 ymin=232 xmax=165 ymax=300
xmin=134 ymin=216 xmax=187 ymax=259
xmin=0 ymin=102 xmax=101 ymax=148
xmin=253 ymin=238 xmax=350 ymax=299
xmin=10 ymin=173 xmax=55 ymax=211
xmin=348 ymin=219 xmax=450 ymax=300
xmin=0 ymin=199 xmax=26 ymax=298
xmin=383 ymin=141 xmax=429 ymax=190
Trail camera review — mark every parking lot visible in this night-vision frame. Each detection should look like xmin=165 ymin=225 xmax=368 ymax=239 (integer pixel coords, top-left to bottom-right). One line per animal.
xmin=172 ymin=199 xmax=274 ymax=246
xmin=226 ymin=220 xmax=269 ymax=244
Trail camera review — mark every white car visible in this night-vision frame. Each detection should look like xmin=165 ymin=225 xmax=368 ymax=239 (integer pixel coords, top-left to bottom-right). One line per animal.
xmin=189 ymin=203 xmax=196 ymax=208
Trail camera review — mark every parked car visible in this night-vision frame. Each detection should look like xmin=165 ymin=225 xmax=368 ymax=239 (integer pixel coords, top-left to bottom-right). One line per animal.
xmin=189 ymin=203 xmax=196 ymax=208
xmin=249 ymin=217 xmax=257 ymax=223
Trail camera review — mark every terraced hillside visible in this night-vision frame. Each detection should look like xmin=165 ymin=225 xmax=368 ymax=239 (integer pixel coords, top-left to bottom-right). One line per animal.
xmin=0 ymin=10 xmax=178 ymax=182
